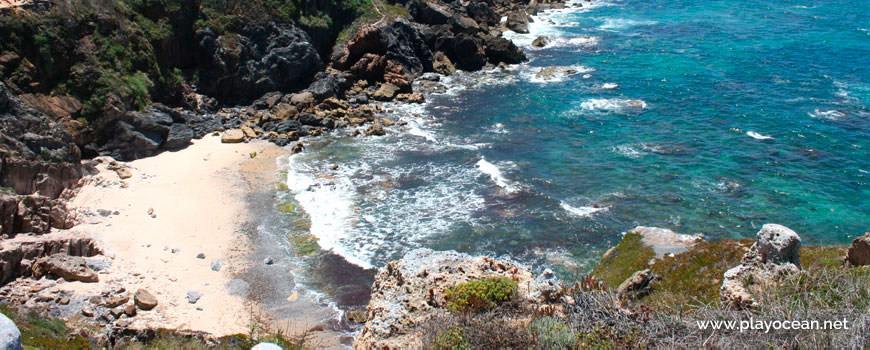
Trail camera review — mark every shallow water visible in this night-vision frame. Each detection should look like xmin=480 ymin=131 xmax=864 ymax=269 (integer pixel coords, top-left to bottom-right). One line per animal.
xmin=267 ymin=0 xmax=869 ymax=325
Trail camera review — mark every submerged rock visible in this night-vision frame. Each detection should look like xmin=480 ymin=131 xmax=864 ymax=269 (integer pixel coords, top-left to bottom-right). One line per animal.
xmin=532 ymin=36 xmax=550 ymax=47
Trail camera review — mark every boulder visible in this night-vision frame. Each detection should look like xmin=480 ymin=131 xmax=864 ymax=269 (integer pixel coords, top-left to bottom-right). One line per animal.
xmin=506 ymin=11 xmax=531 ymax=33
xmin=396 ymin=93 xmax=425 ymax=103
xmin=96 ymin=109 xmax=173 ymax=161
xmin=221 ymin=129 xmax=245 ymax=143
xmin=364 ymin=125 xmax=386 ymax=137
xmin=432 ymin=51 xmax=455 ymax=76
xmin=186 ymin=291 xmax=202 ymax=304
xmin=532 ymin=36 xmax=549 ymax=47
xmin=719 ymin=224 xmax=802 ymax=309
xmin=0 ymin=313 xmax=22 ymax=350
xmin=31 ymin=254 xmax=99 ymax=282
xmin=102 ymin=294 xmax=130 ymax=308
xmin=485 ymin=36 xmax=527 ymax=64
xmin=371 ymin=83 xmax=400 ymax=101
xmin=846 ymin=232 xmax=870 ymax=266
xmin=616 ymin=269 xmax=660 ymax=299
xmin=289 ymin=92 xmax=315 ymax=106
xmin=535 ymin=66 xmax=580 ymax=81
xmin=452 ymin=33 xmax=488 ymax=71
xmin=163 ymin=123 xmax=194 ymax=150
xmin=754 ymin=224 xmax=801 ymax=267
xmin=134 ymin=289 xmax=158 ymax=310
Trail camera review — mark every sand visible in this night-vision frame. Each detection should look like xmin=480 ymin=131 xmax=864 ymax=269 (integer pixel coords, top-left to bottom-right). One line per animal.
xmin=59 ymin=134 xmax=287 ymax=336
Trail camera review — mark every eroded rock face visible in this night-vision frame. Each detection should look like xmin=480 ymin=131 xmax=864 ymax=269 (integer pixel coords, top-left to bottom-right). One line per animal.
xmin=846 ymin=232 xmax=870 ymax=266
xmin=0 ymin=233 xmax=101 ymax=285
xmin=0 ymin=83 xmax=82 ymax=199
xmin=196 ymin=22 xmax=323 ymax=105
xmin=354 ymin=249 xmax=560 ymax=350
xmin=335 ymin=21 xmax=433 ymax=87
xmin=720 ymin=224 xmax=802 ymax=309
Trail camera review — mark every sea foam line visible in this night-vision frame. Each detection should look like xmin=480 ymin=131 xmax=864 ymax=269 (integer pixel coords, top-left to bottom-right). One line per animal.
xmin=746 ymin=131 xmax=774 ymax=140
xmin=476 ymin=158 xmax=519 ymax=193
xmin=561 ymin=202 xmax=608 ymax=217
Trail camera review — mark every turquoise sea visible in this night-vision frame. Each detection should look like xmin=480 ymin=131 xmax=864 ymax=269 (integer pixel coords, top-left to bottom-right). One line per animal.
xmin=266 ymin=0 xmax=869 ymax=322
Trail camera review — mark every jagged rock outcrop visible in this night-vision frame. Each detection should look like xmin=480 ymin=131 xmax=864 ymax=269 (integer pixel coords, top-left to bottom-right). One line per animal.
xmin=335 ymin=21 xmax=433 ymax=91
xmin=720 ymin=224 xmax=802 ymax=309
xmin=0 ymin=232 xmax=101 ymax=285
xmin=0 ymin=191 xmax=75 ymax=236
xmin=0 ymin=83 xmax=82 ymax=199
xmin=196 ymin=22 xmax=323 ymax=105
xmin=354 ymin=249 xmax=564 ymax=349
xmin=846 ymin=232 xmax=870 ymax=266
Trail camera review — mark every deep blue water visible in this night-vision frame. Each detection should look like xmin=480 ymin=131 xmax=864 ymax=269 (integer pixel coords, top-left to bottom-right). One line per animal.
xmin=279 ymin=0 xmax=870 ymax=278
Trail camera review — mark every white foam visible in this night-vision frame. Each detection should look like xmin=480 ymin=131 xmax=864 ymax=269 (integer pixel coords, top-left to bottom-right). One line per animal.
xmin=597 ymin=17 xmax=658 ymax=31
xmin=580 ymin=98 xmax=648 ymax=113
xmin=601 ymin=83 xmax=619 ymax=90
xmin=746 ymin=131 xmax=774 ymax=140
xmin=613 ymin=144 xmax=645 ymax=158
xmin=561 ymin=202 xmax=608 ymax=217
xmin=808 ymin=109 xmax=846 ymax=120
xmin=286 ymin=154 xmax=372 ymax=269
xmin=476 ymin=158 xmax=519 ymax=193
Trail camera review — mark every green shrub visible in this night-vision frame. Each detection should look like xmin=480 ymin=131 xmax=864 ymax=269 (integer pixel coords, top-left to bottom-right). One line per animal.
xmin=445 ymin=277 xmax=517 ymax=313
xmin=529 ymin=316 xmax=575 ymax=350
xmin=434 ymin=325 xmax=469 ymax=350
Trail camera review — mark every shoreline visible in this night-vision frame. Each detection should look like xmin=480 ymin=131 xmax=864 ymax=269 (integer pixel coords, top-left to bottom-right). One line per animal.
xmin=56 ymin=134 xmax=285 ymax=336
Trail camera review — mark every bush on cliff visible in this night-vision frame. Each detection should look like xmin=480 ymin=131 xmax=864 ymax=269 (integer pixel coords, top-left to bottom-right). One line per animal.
xmin=445 ymin=276 xmax=518 ymax=313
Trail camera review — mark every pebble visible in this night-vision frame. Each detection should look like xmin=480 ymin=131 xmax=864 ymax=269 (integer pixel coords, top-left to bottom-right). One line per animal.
xmin=210 ymin=260 xmax=222 ymax=272
xmin=186 ymin=291 xmax=202 ymax=304
xmin=196 ymin=253 xmax=205 ymax=259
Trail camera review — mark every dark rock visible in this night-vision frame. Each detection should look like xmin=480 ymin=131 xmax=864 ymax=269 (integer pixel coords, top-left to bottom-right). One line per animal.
xmin=298 ymin=113 xmax=323 ymax=127
xmin=163 ymin=123 xmax=194 ymax=150
xmin=196 ymin=23 xmax=323 ymax=105
xmin=196 ymin=253 xmax=205 ymax=259
xmin=506 ymin=11 xmax=531 ymax=33
xmin=335 ymin=21 xmax=433 ymax=86
xmin=452 ymin=34 xmax=487 ymax=70
xmin=532 ymin=36 xmax=549 ymax=47
xmin=485 ymin=37 xmax=527 ymax=64
xmin=305 ymin=72 xmax=347 ymax=101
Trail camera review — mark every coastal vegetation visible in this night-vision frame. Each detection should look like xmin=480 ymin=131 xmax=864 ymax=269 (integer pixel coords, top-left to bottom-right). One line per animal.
xmin=419 ymin=232 xmax=869 ymax=349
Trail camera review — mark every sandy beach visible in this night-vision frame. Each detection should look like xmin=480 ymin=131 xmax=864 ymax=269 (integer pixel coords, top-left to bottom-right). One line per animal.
xmin=54 ymin=134 xmax=286 ymax=336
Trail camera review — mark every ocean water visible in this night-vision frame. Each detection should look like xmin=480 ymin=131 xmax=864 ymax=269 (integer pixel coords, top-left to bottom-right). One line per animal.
xmin=270 ymin=0 xmax=869 ymax=318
